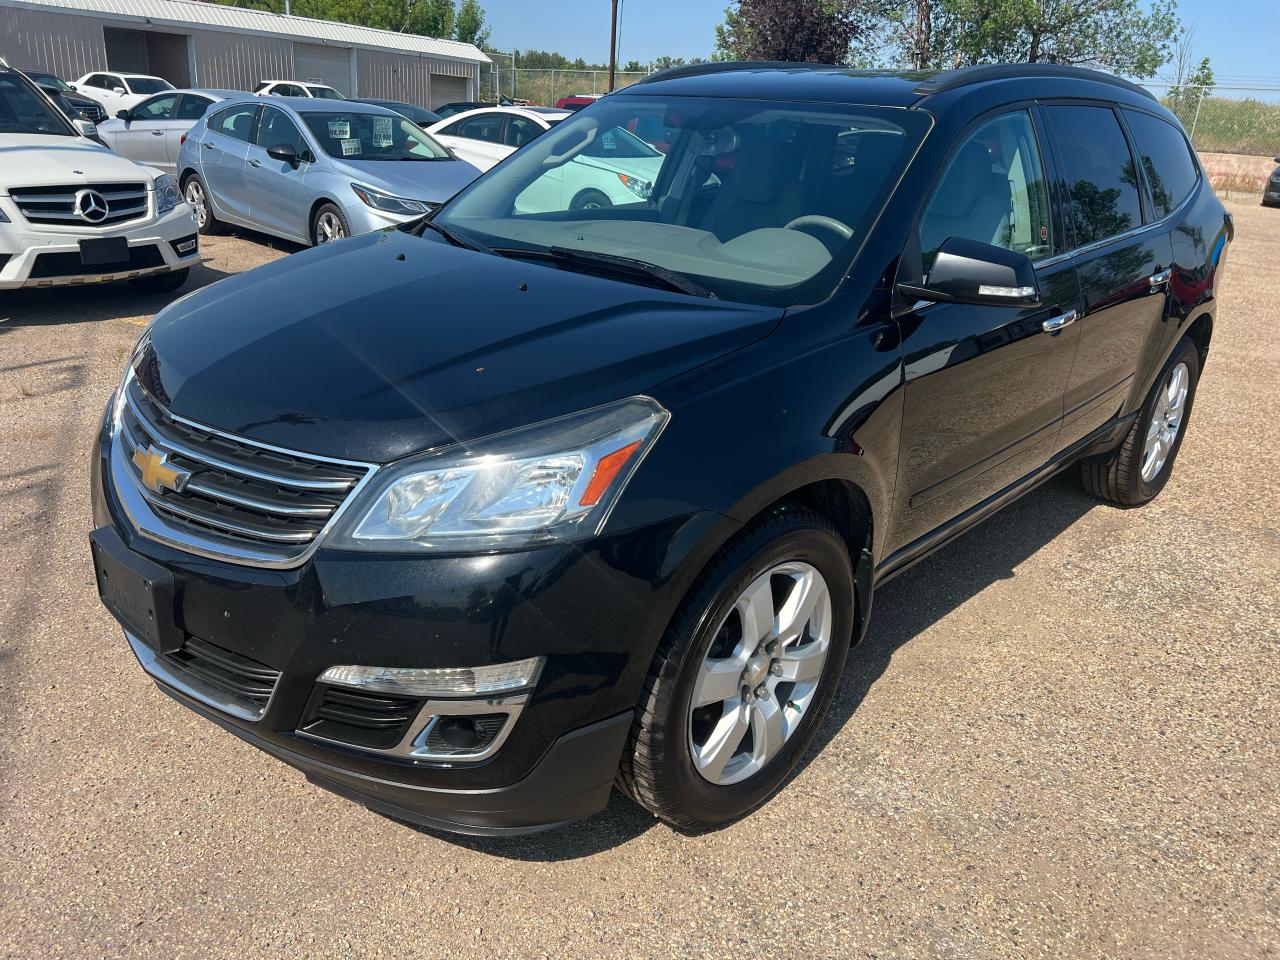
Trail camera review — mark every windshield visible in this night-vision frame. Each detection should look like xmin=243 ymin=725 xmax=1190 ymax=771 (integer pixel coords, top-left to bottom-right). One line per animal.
xmin=128 ymin=78 xmax=173 ymax=94
xmin=301 ymin=110 xmax=452 ymax=160
xmin=307 ymin=85 xmax=346 ymax=100
xmin=0 ymin=73 xmax=73 ymax=136
xmin=434 ymin=95 xmax=928 ymax=306
xmin=28 ymin=72 xmax=70 ymax=92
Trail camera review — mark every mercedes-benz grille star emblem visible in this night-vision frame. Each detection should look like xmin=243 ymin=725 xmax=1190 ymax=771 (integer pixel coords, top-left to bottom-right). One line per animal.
xmin=74 ymin=189 xmax=109 ymax=224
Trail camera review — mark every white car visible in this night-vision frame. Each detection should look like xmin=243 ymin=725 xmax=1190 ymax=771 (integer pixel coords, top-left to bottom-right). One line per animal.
xmin=1 ymin=64 xmax=199 ymax=292
xmin=73 ymin=71 xmax=174 ymax=113
xmin=255 ymin=80 xmax=346 ymax=100
xmin=96 ymin=88 xmax=240 ymax=174
xmin=512 ymin=123 xmax=666 ymax=214
xmin=428 ymin=106 xmax=571 ymax=171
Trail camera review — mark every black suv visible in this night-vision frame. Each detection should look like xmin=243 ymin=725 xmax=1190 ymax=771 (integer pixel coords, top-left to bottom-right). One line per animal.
xmin=90 ymin=63 xmax=1231 ymax=835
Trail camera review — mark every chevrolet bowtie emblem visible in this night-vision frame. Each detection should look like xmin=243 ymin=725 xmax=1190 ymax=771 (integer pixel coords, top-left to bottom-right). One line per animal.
xmin=132 ymin=445 xmax=191 ymax=495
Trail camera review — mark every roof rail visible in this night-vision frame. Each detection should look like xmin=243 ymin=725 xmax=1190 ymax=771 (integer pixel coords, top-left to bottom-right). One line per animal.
xmin=638 ymin=61 xmax=843 ymax=84
xmin=913 ymin=63 xmax=1156 ymax=101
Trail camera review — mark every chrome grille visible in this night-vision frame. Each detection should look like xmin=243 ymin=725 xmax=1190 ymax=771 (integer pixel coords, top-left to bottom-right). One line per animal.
xmin=116 ymin=377 xmax=372 ymax=564
xmin=10 ymin=182 xmax=148 ymax=227
xmin=79 ymin=104 xmax=105 ymax=123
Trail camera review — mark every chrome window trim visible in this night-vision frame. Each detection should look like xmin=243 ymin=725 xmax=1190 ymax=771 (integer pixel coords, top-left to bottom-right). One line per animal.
xmin=297 ymin=692 xmax=529 ymax=763
xmin=109 ymin=373 xmax=380 ymax=570
xmin=125 ymin=630 xmax=279 ymax=722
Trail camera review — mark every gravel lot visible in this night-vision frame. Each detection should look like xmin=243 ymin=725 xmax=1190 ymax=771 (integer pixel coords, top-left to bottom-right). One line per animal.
xmin=1 ymin=208 xmax=1277 ymax=960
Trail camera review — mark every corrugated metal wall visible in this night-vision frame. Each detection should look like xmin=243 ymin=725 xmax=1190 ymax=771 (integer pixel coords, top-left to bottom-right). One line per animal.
xmin=194 ymin=30 xmax=292 ymax=91
xmin=1 ymin=6 xmax=477 ymax=103
xmin=2 ymin=6 xmax=108 ymax=78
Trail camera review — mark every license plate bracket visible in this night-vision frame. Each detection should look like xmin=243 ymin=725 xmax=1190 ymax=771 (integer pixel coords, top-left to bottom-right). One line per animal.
xmin=79 ymin=237 xmax=130 ymax=268
xmin=90 ymin=527 xmax=183 ymax=654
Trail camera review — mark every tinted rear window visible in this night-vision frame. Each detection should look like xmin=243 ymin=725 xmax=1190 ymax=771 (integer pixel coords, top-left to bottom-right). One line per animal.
xmin=1123 ymin=109 xmax=1199 ymax=219
xmin=1046 ymin=105 xmax=1142 ymax=246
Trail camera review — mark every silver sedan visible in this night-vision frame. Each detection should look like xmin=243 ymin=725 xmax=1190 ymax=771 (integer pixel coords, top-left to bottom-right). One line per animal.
xmin=96 ymin=89 xmax=241 ymax=174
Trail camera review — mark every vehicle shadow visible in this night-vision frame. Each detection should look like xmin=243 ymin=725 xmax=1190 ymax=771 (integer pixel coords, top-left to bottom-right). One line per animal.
xmin=406 ymin=473 xmax=1100 ymax=862
xmin=0 ymin=261 xmax=238 ymax=329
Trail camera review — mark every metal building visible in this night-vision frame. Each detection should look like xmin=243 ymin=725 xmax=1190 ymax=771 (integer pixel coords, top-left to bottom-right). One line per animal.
xmin=0 ymin=0 xmax=489 ymax=107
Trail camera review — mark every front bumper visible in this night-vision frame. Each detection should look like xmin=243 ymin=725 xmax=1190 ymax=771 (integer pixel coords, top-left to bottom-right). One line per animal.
xmin=91 ymin=419 xmax=719 ymax=834
xmin=0 ymin=203 xmax=199 ymax=289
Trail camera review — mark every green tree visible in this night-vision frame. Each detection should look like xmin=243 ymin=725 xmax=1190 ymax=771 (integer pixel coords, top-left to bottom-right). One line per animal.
xmin=716 ymin=0 xmax=875 ymax=64
xmin=454 ymin=0 xmax=491 ymax=46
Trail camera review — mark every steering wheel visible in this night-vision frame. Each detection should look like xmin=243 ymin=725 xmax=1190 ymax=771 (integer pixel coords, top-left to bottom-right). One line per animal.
xmin=784 ymin=215 xmax=854 ymax=242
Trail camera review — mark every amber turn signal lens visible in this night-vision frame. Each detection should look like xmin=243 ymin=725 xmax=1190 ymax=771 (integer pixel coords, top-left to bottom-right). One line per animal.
xmin=579 ymin=441 xmax=641 ymax=507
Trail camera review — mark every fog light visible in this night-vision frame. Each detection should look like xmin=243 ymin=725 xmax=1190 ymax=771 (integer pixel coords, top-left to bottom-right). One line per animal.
xmin=423 ymin=713 xmax=509 ymax=756
xmin=318 ymin=657 xmax=544 ymax=698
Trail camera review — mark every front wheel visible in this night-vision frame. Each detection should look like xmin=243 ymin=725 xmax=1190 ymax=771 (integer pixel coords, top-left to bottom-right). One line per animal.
xmin=618 ymin=508 xmax=855 ymax=830
xmin=183 ymin=175 xmax=223 ymax=236
xmin=569 ymin=189 xmax=612 ymax=212
xmin=311 ymin=203 xmax=351 ymax=246
xmin=1080 ymin=336 xmax=1202 ymax=505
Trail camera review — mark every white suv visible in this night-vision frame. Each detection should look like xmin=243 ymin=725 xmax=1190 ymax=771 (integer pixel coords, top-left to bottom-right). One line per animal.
xmin=1 ymin=64 xmax=199 ymax=292
xmin=254 ymin=80 xmax=346 ymax=100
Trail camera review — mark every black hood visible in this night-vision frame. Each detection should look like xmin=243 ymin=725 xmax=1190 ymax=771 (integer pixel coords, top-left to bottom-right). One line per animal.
xmin=139 ymin=230 xmax=781 ymax=463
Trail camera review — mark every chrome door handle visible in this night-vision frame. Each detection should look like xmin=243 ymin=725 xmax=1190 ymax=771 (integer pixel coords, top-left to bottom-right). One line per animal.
xmin=249 ymin=158 xmax=262 ymax=168
xmin=1042 ymin=309 xmax=1078 ymax=334
xmin=1149 ymin=268 xmax=1173 ymax=289
xmin=151 ymin=130 xmax=164 ymax=136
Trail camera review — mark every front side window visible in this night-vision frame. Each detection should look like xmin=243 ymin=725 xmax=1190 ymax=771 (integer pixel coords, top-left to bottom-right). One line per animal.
xmin=0 ymin=73 xmax=73 ymax=135
xmin=135 ymin=94 xmax=178 ymax=120
xmin=300 ymin=110 xmax=452 ymax=160
xmin=209 ymin=103 xmax=258 ymax=142
xmin=919 ymin=110 xmax=1052 ymax=270
xmin=255 ymin=106 xmax=307 ymax=154
xmin=435 ymin=95 xmax=928 ymax=307
xmin=443 ymin=113 xmax=504 ymax=143
xmin=1046 ymin=105 xmax=1143 ymax=246
xmin=1123 ymin=109 xmax=1199 ymax=219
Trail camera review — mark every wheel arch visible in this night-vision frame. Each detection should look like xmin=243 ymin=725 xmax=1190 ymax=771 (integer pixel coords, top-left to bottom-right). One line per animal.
xmin=1185 ymin=310 xmax=1213 ymax=368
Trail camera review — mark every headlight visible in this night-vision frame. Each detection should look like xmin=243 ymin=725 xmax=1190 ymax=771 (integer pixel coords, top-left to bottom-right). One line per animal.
xmin=351 ymin=183 xmax=429 ymax=215
xmin=154 ymin=174 xmax=181 ymax=214
xmin=329 ymin=397 xmax=669 ymax=552
xmin=617 ymin=173 xmax=653 ymax=201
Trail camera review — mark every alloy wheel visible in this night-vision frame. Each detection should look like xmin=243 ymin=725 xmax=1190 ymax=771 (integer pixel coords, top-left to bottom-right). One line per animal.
xmin=687 ymin=561 xmax=833 ymax=786
xmin=315 ymin=211 xmax=346 ymax=244
xmin=1141 ymin=361 xmax=1190 ymax=482
xmin=185 ymin=180 xmax=206 ymax=229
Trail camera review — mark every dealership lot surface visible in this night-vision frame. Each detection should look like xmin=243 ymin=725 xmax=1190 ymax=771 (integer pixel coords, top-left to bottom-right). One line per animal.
xmin=1 ymin=206 xmax=1277 ymax=959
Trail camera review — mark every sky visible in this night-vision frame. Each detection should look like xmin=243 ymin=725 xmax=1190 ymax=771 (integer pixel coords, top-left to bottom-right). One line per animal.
xmin=480 ymin=0 xmax=1280 ymax=84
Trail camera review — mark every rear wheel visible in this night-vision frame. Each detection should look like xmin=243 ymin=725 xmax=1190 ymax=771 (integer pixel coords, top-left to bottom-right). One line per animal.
xmin=128 ymin=268 xmax=189 ymax=294
xmin=1080 ymin=337 xmax=1201 ymax=505
xmin=182 ymin=175 xmax=223 ymax=236
xmin=619 ymin=508 xmax=854 ymax=830
xmin=311 ymin=203 xmax=350 ymax=246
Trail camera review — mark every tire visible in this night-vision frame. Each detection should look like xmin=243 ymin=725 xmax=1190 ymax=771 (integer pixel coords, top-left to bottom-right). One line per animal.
xmin=1080 ymin=336 xmax=1201 ymax=506
xmin=311 ymin=203 xmax=351 ymax=246
xmin=618 ymin=507 xmax=855 ymax=830
xmin=182 ymin=175 xmax=223 ymax=236
xmin=569 ymin=189 xmax=613 ymax=212
xmin=128 ymin=268 xmax=190 ymax=294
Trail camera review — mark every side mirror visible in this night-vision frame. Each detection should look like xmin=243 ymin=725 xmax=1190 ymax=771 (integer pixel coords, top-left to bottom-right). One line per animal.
xmin=112 ymin=86 xmax=126 ymax=95
xmin=68 ymin=83 xmax=78 ymax=91
xmin=266 ymin=143 xmax=299 ymax=167
xmin=116 ymin=109 xmax=130 ymax=123
xmin=72 ymin=118 xmax=97 ymax=139
xmin=897 ymin=236 xmax=1041 ymax=308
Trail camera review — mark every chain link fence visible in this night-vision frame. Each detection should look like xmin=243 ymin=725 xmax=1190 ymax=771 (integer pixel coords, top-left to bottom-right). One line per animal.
xmin=1144 ymin=82 xmax=1280 ymax=156
xmin=480 ymin=56 xmax=650 ymax=107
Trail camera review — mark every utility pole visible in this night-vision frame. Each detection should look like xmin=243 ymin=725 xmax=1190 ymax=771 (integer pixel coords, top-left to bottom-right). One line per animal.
xmin=608 ymin=0 xmax=618 ymax=92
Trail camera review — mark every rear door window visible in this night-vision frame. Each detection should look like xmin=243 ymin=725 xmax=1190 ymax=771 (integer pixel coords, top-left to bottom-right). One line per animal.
xmin=443 ymin=112 xmax=504 ymax=143
xmin=504 ymin=115 xmax=543 ymax=148
xmin=1122 ymin=109 xmax=1200 ymax=219
xmin=1045 ymin=105 xmax=1143 ymax=246
xmin=209 ymin=103 xmax=259 ymax=142
xmin=175 ymin=95 xmax=213 ymax=121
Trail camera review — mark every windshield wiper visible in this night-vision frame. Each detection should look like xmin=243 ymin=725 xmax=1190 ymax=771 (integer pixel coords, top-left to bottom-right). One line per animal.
xmin=413 ymin=216 xmax=493 ymax=255
xmin=493 ymin=246 xmax=716 ymax=299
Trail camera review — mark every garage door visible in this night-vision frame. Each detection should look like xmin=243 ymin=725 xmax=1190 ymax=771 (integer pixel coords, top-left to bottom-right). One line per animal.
xmin=293 ymin=43 xmax=351 ymax=95
xmin=430 ymin=75 xmax=468 ymax=108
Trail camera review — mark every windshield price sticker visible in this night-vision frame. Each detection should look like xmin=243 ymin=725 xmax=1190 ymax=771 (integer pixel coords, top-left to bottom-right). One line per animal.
xmin=327 ymin=119 xmax=351 ymax=139
xmin=340 ymin=138 xmax=361 ymax=156
xmin=373 ymin=117 xmax=394 ymax=147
